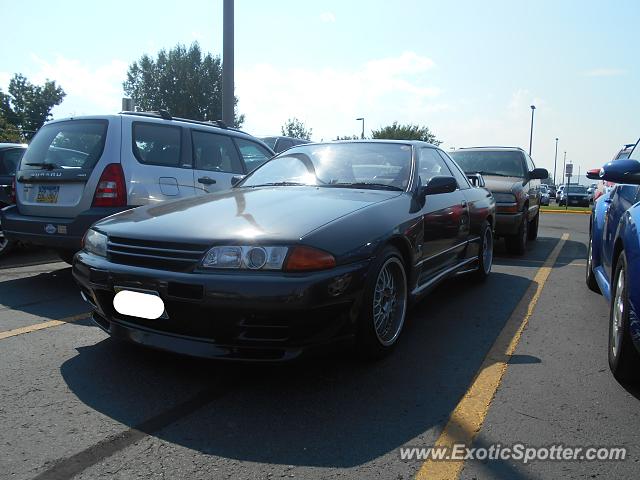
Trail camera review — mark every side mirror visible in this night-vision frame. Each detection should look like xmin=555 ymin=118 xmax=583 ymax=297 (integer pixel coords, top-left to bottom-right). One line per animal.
xmin=592 ymin=159 xmax=640 ymax=185
xmin=419 ymin=176 xmax=458 ymax=197
xmin=529 ymin=168 xmax=549 ymax=180
xmin=231 ymin=175 xmax=245 ymax=187
xmin=466 ymin=173 xmax=486 ymax=188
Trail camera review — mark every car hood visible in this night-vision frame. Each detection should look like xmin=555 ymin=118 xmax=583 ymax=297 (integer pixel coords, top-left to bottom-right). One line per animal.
xmin=482 ymin=176 xmax=525 ymax=194
xmin=95 ymin=186 xmax=400 ymax=244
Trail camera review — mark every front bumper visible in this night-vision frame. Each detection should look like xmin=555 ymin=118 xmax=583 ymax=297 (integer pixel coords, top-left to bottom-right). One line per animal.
xmin=566 ymin=197 xmax=590 ymax=207
xmin=495 ymin=211 xmax=524 ymax=236
xmin=73 ymin=251 xmax=371 ymax=361
xmin=1 ymin=205 xmax=131 ymax=251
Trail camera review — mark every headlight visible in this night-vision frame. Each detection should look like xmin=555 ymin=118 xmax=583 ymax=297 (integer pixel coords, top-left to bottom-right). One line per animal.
xmin=493 ymin=193 xmax=516 ymax=203
xmin=83 ymin=229 xmax=108 ymax=257
xmin=201 ymin=246 xmax=289 ymax=270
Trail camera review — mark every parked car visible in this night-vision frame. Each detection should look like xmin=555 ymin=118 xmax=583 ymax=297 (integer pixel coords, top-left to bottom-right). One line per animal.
xmin=73 ymin=140 xmax=496 ymax=361
xmin=548 ymin=185 xmax=557 ymax=199
xmin=0 ymin=143 xmax=28 ymax=257
xmin=540 ymin=184 xmax=550 ymax=206
xmin=593 ymin=144 xmax=637 ymax=203
xmin=449 ymin=146 xmax=548 ymax=255
xmin=587 ymin=183 xmax=598 ymax=203
xmin=586 ymin=140 xmax=640 ymax=381
xmin=1 ymin=112 xmax=275 ymax=263
xmin=261 ymin=136 xmax=310 ymax=154
xmin=557 ymin=184 xmax=590 ymax=207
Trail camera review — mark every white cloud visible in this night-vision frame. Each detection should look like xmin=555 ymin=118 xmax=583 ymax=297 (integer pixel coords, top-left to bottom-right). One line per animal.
xmin=26 ymin=54 xmax=128 ymax=117
xmin=236 ymin=51 xmax=441 ymax=140
xmin=584 ymin=68 xmax=625 ymax=77
xmin=319 ymin=11 xmax=336 ymax=23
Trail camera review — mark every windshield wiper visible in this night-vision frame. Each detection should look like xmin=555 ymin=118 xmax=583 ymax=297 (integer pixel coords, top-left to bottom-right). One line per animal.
xmin=474 ymin=171 xmax=511 ymax=177
xmin=25 ymin=162 xmax=58 ymax=170
xmin=324 ymin=182 xmax=403 ymax=191
xmin=246 ymin=181 xmax=308 ymax=187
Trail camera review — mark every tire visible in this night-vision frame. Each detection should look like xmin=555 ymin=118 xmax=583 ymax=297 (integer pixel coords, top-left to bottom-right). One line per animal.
xmin=505 ymin=211 xmax=528 ymax=255
xmin=56 ymin=250 xmax=77 ymax=265
xmin=356 ymin=246 xmax=408 ymax=359
xmin=0 ymin=228 xmax=15 ymax=259
xmin=473 ymin=220 xmax=493 ymax=281
xmin=586 ymin=235 xmax=600 ymax=293
xmin=608 ymin=252 xmax=640 ymax=382
xmin=527 ymin=212 xmax=539 ymax=241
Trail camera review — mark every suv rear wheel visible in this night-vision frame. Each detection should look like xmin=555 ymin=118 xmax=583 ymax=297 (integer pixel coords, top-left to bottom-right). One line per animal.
xmin=527 ymin=212 xmax=539 ymax=241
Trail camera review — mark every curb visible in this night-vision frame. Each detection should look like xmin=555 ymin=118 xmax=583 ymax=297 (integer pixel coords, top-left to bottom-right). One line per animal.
xmin=541 ymin=209 xmax=591 ymax=215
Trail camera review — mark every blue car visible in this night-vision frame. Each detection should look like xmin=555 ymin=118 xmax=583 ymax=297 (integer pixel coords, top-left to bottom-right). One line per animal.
xmin=587 ymin=140 xmax=640 ymax=381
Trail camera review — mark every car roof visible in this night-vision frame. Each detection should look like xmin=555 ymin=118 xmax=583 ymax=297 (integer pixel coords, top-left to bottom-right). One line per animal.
xmin=452 ymin=146 xmax=526 ymax=152
xmin=316 ymin=139 xmax=438 ymax=148
xmin=0 ymin=143 xmax=28 ymax=149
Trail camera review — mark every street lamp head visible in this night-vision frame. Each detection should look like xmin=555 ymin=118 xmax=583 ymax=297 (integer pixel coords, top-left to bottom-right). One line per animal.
xmin=530 ymin=105 xmax=536 ymax=110
xmin=356 ymin=117 xmax=364 ymax=121
xmin=555 ymin=137 xmax=558 ymax=141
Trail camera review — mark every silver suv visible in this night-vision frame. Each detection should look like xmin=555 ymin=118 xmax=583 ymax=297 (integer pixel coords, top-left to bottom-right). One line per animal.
xmin=1 ymin=112 xmax=274 ymax=263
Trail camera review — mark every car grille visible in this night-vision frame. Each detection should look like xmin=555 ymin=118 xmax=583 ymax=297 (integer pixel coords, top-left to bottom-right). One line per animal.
xmin=107 ymin=236 xmax=208 ymax=272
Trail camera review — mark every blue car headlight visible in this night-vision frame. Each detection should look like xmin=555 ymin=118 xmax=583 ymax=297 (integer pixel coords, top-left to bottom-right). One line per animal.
xmin=83 ymin=229 xmax=108 ymax=257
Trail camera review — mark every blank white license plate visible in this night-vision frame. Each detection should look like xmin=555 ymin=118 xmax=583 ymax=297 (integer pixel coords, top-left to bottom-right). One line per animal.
xmin=36 ymin=185 xmax=60 ymax=203
xmin=113 ymin=289 xmax=165 ymax=320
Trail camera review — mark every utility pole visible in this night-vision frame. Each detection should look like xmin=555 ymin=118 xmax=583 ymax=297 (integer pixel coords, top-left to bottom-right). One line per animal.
xmin=222 ymin=0 xmax=234 ymax=126
xmin=562 ymin=151 xmax=567 ymax=185
xmin=553 ymin=138 xmax=558 ymax=185
xmin=356 ymin=118 xmax=365 ymax=139
xmin=528 ymin=105 xmax=536 ymax=155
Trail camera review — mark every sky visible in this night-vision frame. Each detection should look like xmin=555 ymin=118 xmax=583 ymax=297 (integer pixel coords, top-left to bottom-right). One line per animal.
xmin=1 ymin=0 xmax=638 ymax=182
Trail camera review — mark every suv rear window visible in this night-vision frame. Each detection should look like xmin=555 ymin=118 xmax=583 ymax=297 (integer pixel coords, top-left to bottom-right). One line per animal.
xmin=20 ymin=120 xmax=108 ymax=171
xmin=450 ymin=150 xmax=526 ymax=178
xmin=133 ymin=123 xmax=182 ymax=167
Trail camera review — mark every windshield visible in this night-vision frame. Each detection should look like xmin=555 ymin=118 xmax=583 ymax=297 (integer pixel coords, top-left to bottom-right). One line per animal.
xmin=241 ymin=143 xmax=413 ymax=190
xmin=567 ymin=186 xmax=587 ymax=193
xmin=20 ymin=120 xmax=108 ymax=171
xmin=450 ymin=150 xmax=526 ymax=178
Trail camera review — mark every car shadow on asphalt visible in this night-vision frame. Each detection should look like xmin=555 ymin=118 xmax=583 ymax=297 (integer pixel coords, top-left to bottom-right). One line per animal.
xmin=0 ymin=266 xmax=88 ymax=321
xmin=57 ymin=267 xmax=539 ymax=476
xmin=493 ymin=237 xmax=586 ymax=269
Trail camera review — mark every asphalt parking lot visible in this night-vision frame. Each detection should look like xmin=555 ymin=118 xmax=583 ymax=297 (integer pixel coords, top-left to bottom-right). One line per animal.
xmin=1 ymin=213 xmax=638 ymax=480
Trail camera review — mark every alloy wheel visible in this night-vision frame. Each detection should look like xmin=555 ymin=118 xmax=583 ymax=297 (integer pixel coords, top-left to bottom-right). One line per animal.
xmin=373 ymin=257 xmax=407 ymax=346
xmin=611 ymin=267 xmax=625 ymax=359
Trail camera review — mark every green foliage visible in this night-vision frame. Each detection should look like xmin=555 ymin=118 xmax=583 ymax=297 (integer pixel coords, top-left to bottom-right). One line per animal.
xmin=335 ymin=134 xmax=360 ymax=140
xmin=123 ymin=42 xmax=244 ymax=127
xmin=0 ymin=74 xmax=65 ymax=141
xmin=280 ymin=117 xmax=312 ymax=140
xmin=371 ymin=122 xmax=441 ymax=145
xmin=0 ymin=114 xmax=22 ymax=143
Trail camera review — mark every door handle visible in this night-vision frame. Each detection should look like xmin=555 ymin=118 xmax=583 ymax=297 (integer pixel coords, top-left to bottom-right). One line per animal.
xmin=198 ymin=177 xmax=217 ymax=185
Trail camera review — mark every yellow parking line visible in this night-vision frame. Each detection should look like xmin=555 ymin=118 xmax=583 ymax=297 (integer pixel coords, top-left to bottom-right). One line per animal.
xmin=415 ymin=233 xmax=569 ymax=480
xmin=0 ymin=313 xmax=90 ymax=340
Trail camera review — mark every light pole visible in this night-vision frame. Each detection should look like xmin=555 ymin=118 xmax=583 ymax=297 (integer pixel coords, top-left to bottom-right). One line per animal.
xmin=562 ymin=151 xmax=567 ymax=185
xmin=356 ymin=118 xmax=365 ymax=139
xmin=222 ymin=0 xmax=234 ymax=125
xmin=528 ymin=105 xmax=536 ymax=155
xmin=553 ymin=138 xmax=558 ymax=186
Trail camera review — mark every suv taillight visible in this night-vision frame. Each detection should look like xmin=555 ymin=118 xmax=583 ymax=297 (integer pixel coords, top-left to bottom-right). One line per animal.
xmin=10 ymin=177 xmax=16 ymax=204
xmin=92 ymin=163 xmax=126 ymax=207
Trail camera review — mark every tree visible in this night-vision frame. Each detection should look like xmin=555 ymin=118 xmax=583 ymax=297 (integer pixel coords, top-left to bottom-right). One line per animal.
xmin=371 ymin=122 xmax=441 ymax=145
xmin=335 ymin=134 xmax=359 ymax=140
xmin=281 ymin=117 xmax=312 ymax=140
xmin=0 ymin=114 xmax=22 ymax=143
xmin=123 ymin=42 xmax=244 ymax=127
xmin=0 ymin=74 xmax=65 ymax=141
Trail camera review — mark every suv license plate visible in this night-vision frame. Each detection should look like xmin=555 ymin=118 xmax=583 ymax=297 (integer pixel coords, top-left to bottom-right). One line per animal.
xmin=36 ymin=185 xmax=60 ymax=203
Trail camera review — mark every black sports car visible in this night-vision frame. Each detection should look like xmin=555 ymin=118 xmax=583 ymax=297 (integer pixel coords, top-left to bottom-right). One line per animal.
xmin=73 ymin=141 xmax=495 ymax=361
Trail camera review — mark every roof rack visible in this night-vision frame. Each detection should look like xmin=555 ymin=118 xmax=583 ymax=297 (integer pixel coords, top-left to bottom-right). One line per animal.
xmin=119 ymin=111 xmax=237 ymax=131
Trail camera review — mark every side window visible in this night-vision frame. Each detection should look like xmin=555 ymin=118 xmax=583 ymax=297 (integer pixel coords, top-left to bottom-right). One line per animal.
xmin=437 ymin=150 xmax=470 ymax=189
xmin=524 ymin=153 xmax=535 ymax=172
xmin=234 ymin=138 xmax=273 ymax=172
xmin=418 ymin=148 xmax=454 ymax=186
xmin=133 ymin=123 xmax=181 ymax=167
xmin=192 ymin=131 xmax=243 ymax=174
xmin=1 ymin=149 xmax=25 ymax=175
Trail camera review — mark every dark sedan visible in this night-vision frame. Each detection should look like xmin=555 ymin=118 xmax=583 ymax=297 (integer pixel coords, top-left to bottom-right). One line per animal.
xmin=73 ymin=141 xmax=495 ymax=361
xmin=0 ymin=143 xmax=27 ymax=257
